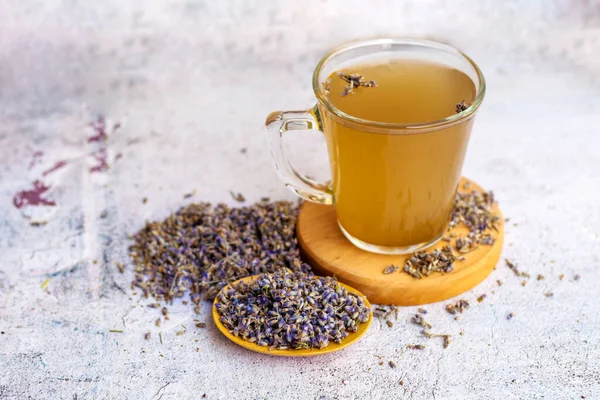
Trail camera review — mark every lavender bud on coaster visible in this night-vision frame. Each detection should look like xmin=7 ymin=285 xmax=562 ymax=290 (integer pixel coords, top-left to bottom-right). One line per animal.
xmin=215 ymin=271 xmax=371 ymax=350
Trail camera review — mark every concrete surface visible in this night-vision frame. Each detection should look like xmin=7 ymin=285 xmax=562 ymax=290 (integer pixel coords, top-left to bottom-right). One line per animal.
xmin=1 ymin=1 xmax=599 ymax=399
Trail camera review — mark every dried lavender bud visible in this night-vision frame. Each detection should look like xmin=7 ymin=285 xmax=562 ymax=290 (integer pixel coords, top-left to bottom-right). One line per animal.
xmin=215 ymin=271 xmax=371 ymax=350
xmin=445 ymin=299 xmax=470 ymax=315
xmin=373 ymin=305 xmax=398 ymax=321
xmin=456 ymin=101 xmax=471 ymax=113
xmin=129 ymin=201 xmax=311 ymax=304
xmin=337 ymin=72 xmax=377 ymax=96
xmin=574 ymin=274 xmax=580 ymax=281
xmin=183 ymin=190 xmax=196 ymax=199
xmin=115 ymin=262 xmax=125 ymax=274
xmin=402 ymin=246 xmax=456 ymax=279
xmin=386 ymin=320 xmax=394 ymax=328
xmin=383 ymin=264 xmax=399 ymax=274
xmin=507 ymin=313 xmax=514 ymax=320
xmin=389 ymin=361 xmax=396 ymax=369
xmin=144 ymin=331 xmax=151 ymax=340
xmin=411 ymin=314 xmax=432 ymax=329
xmin=195 ymin=322 xmax=207 ymax=328
xmin=417 ymin=308 xmax=427 ymax=315
xmin=544 ymin=292 xmax=554 ymax=298
xmin=477 ymin=294 xmax=487 ymax=303
xmin=442 ymin=335 xmax=451 ymax=349
xmin=229 ymin=191 xmax=245 ymax=203
xmin=322 ymin=79 xmax=331 ymax=96
xmin=406 ymin=344 xmax=425 ymax=350
xmin=537 ymin=275 xmax=545 ymax=281
xmin=450 ymin=188 xmax=499 ymax=253
xmin=505 ymin=259 xmax=528 ymax=278
xmin=422 ymin=330 xmax=452 ymax=348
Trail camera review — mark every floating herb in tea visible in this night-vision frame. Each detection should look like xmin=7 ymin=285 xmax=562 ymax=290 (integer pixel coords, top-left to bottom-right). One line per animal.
xmin=456 ymin=101 xmax=471 ymax=113
xmin=337 ymin=72 xmax=377 ymax=97
xmin=322 ymin=79 xmax=331 ymax=96
xmin=215 ymin=271 xmax=370 ymax=350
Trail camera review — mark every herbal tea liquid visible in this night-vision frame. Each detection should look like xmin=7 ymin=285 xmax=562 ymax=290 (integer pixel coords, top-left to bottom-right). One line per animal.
xmin=319 ymin=59 xmax=476 ymax=248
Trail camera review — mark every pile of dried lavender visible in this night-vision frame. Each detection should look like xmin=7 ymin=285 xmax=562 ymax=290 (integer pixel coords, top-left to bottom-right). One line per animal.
xmin=129 ymin=201 xmax=311 ymax=308
xmin=215 ymin=271 xmax=371 ymax=350
xmin=395 ymin=185 xmax=499 ymax=279
xmin=402 ymin=246 xmax=457 ymax=278
xmin=449 ymin=187 xmax=499 ymax=253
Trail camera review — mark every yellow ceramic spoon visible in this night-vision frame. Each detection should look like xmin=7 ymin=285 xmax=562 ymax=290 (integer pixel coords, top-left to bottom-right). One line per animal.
xmin=212 ymin=275 xmax=373 ymax=357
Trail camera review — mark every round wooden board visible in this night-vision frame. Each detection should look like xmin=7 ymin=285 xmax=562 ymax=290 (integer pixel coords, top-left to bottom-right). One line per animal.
xmin=297 ymin=177 xmax=503 ymax=306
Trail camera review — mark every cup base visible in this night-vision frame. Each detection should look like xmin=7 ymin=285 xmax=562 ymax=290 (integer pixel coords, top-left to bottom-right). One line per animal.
xmin=338 ymin=223 xmax=444 ymax=255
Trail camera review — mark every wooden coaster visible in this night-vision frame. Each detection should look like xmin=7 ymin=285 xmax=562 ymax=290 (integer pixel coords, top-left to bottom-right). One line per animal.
xmin=297 ymin=177 xmax=503 ymax=306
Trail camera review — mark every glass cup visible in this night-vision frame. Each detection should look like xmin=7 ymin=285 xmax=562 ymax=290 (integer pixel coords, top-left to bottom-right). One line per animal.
xmin=266 ymin=38 xmax=485 ymax=255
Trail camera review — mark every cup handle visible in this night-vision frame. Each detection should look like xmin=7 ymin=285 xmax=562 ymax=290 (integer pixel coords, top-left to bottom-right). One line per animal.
xmin=265 ymin=107 xmax=333 ymax=205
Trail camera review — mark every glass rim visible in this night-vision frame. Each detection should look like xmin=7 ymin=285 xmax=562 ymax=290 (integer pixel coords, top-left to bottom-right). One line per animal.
xmin=312 ymin=38 xmax=486 ymax=132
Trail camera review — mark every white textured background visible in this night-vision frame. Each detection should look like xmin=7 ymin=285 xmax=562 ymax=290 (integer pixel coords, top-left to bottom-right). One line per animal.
xmin=1 ymin=1 xmax=599 ymax=399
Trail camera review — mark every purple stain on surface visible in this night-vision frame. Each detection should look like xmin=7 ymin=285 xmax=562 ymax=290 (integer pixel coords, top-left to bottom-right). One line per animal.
xmin=87 ymin=116 xmax=119 ymax=173
xmin=28 ymin=151 xmax=44 ymax=169
xmin=90 ymin=148 xmax=108 ymax=173
xmin=42 ymin=160 xmax=68 ymax=176
xmin=13 ymin=180 xmax=56 ymax=209
xmin=88 ymin=116 xmax=108 ymax=143
xmin=88 ymin=118 xmax=120 ymax=143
